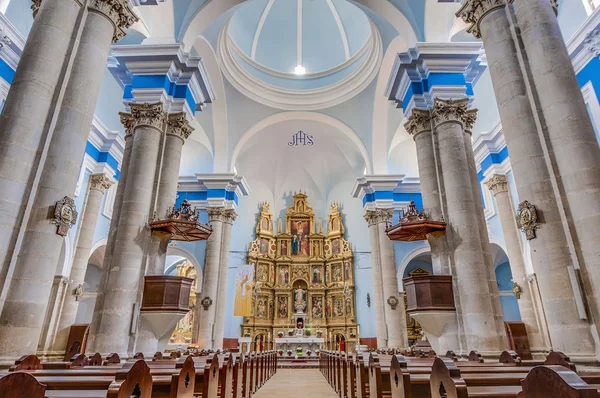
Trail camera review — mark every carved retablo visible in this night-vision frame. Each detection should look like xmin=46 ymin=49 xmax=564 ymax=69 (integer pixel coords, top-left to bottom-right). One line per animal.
xmin=244 ymin=192 xmax=358 ymax=352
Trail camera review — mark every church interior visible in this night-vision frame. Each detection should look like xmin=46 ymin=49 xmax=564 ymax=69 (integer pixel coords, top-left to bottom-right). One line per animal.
xmin=0 ymin=0 xmax=599 ymax=396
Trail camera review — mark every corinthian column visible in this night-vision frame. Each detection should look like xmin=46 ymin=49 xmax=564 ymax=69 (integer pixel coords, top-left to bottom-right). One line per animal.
xmin=213 ymin=209 xmax=237 ymax=349
xmin=364 ymin=211 xmax=387 ymax=348
xmin=376 ymin=209 xmax=408 ymax=349
xmin=88 ymin=103 xmax=165 ymax=356
xmin=147 ymin=113 xmax=193 ymax=276
xmin=404 ymin=109 xmax=450 ymax=275
xmin=433 ymin=98 xmax=503 ymax=354
xmin=53 ymin=174 xmax=113 ymax=353
xmin=0 ymin=0 xmax=136 ymax=362
xmin=195 ymin=208 xmax=225 ymax=348
xmin=457 ymin=0 xmax=597 ymax=360
xmin=485 ymin=174 xmax=546 ymax=352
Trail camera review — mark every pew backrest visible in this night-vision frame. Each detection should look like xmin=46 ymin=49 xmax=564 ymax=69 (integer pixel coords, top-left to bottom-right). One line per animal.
xmin=430 ymin=357 xmax=468 ymax=398
xmin=107 ymin=359 xmax=153 ymax=398
xmin=171 ymin=356 xmax=195 ymax=398
xmin=519 ymin=365 xmax=599 ymax=398
xmin=0 ymin=372 xmax=46 ymax=398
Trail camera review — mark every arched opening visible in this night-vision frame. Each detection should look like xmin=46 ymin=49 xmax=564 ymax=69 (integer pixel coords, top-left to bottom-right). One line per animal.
xmin=74 ymin=244 xmax=105 ymax=324
xmin=491 ymin=243 xmax=522 ymax=322
xmin=335 ymin=334 xmax=346 ymax=352
xmin=165 ymin=248 xmax=203 ymax=347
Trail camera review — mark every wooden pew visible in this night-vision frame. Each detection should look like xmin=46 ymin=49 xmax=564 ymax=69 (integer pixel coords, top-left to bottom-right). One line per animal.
xmin=519 ymin=365 xmax=599 ymax=398
xmin=0 ymin=372 xmax=46 ymax=398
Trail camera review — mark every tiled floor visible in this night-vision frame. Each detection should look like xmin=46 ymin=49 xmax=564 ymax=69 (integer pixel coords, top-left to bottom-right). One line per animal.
xmin=252 ymin=369 xmax=339 ymax=397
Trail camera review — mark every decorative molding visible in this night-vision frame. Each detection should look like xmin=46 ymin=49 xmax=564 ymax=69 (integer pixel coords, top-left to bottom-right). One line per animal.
xmin=217 ymin=17 xmax=383 ymax=111
xmin=166 ymin=112 xmax=193 ymax=142
xmin=431 ymin=98 xmax=470 ymax=127
xmin=250 ymin=0 xmax=276 ymax=60
xmin=566 ymin=4 xmax=600 ymax=73
xmin=119 ymin=102 xmax=166 ymax=134
xmin=102 ymin=183 xmax=117 ymax=219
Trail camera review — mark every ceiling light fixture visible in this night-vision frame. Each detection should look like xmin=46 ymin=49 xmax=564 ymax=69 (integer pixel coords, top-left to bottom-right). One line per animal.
xmin=294 ymin=65 xmax=306 ymax=75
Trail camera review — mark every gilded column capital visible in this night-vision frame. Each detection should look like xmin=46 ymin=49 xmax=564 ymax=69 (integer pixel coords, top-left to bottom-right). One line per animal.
xmin=119 ymin=102 xmax=166 ymax=136
xmin=431 ymin=98 xmax=470 ymax=128
xmin=89 ymin=173 xmax=114 ymax=192
xmin=485 ymin=174 xmax=509 ymax=195
xmin=223 ymin=209 xmax=238 ymax=225
xmin=375 ymin=208 xmax=394 ymax=224
xmin=166 ymin=112 xmax=194 ymax=143
xmin=404 ymin=108 xmax=432 ymax=139
xmin=88 ymin=0 xmax=138 ymax=43
xmin=364 ymin=210 xmax=379 ymax=226
xmin=207 ymin=207 xmax=226 ymax=223
xmin=456 ymin=0 xmax=513 ymax=39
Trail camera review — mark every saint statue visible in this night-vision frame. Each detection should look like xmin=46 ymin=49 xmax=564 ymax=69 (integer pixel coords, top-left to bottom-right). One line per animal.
xmin=294 ymin=287 xmax=306 ymax=313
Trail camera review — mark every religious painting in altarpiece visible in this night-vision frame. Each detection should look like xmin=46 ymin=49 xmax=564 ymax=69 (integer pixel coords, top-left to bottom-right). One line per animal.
xmin=243 ymin=192 xmax=358 ymax=351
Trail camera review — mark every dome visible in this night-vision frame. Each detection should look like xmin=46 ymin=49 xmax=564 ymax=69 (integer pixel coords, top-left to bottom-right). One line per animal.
xmin=227 ymin=0 xmax=372 ymax=76
xmin=218 ymin=0 xmax=382 ymax=110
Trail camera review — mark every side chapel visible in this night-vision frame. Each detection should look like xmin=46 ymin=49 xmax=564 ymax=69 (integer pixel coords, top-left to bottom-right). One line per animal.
xmin=243 ymin=193 xmax=358 ymax=352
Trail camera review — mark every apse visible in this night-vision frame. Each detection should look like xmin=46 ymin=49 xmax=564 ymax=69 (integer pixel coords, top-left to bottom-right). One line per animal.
xmin=233 ymin=118 xmax=367 ymax=220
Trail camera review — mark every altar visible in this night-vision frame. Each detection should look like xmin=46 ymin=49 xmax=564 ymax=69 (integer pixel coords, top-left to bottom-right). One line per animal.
xmin=274 ymin=288 xmax=324 ymax=355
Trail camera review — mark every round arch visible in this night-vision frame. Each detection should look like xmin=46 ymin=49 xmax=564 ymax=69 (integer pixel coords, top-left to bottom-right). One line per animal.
xmin=371 ymin=36 xmax=411 ymax=174
xmin=192 ymin=36 xmax=229 ymax=172
xmin=230 ymin=112 xmax=373 ymax=175
xmin=396 ymin=244 xmax=431 ymax=291
xmin=166 ymin=246 xmax=204 ymax=292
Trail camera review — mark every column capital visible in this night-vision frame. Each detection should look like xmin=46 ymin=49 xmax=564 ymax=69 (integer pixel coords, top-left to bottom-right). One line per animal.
xmin=166 ymin=112 xmax=194 ymax=143
xmin=364 ymin=210 xmax=379 ymax=226
xmin=120 ymin=102 xmax=166 ymax=136
xmin=456 ymin=0 xmax=513 ymax=39
xmin=431 ymin=98 xmax=470 ymax=128
xmin=404 ymin=108 xmax=432 ymax=139
xmin=223 ymin=209 xmax=238 ymax=225
xmin=376 ymin=208 xmax=394 ymax=224
xmin=89 ymin=173 xmax=114 ymax=192
xmin=207 ymin=207 xmax=226 ymax=223
xmin=88 ymin=0 xmax=138 ymax=43
xmin=485 ymin=174 xmax=509 ymax=195
xmin=462 ymin=109 xmax=478 ymax=134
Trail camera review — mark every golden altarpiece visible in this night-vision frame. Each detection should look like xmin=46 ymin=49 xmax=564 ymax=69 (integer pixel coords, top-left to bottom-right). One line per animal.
xmin=243 ymin=193 xmax=359 ymax=352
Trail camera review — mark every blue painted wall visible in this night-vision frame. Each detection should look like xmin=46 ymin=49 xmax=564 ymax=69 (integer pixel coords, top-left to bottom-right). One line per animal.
xmin=495 ymin=262 xmax=521 ymax=321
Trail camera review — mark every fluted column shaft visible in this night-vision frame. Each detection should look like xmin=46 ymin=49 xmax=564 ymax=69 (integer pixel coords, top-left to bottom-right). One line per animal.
xmin=88 ymin=103 xmax=165 ymax=356
xmin=52 ymin=174 xmax=113 ymax=353
xmin=195 ymin=208 xmax=224 ymax=348
xmin=0 ymin=1 xmax=135 ymax=361
xmin=433 ymin=98 xmax=503 ymax=354
xmin=213 ymin=209 xmax=237 ymax=349
xmin=364 ymin=211 xmax=387 ymax=348
xmin=486 ymin=174 xmax=546 ymax=351
xmin=457 ymin=0 xmax=597 ymax=359
xmin=376 ymin=209 xmax=408 ymax=349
